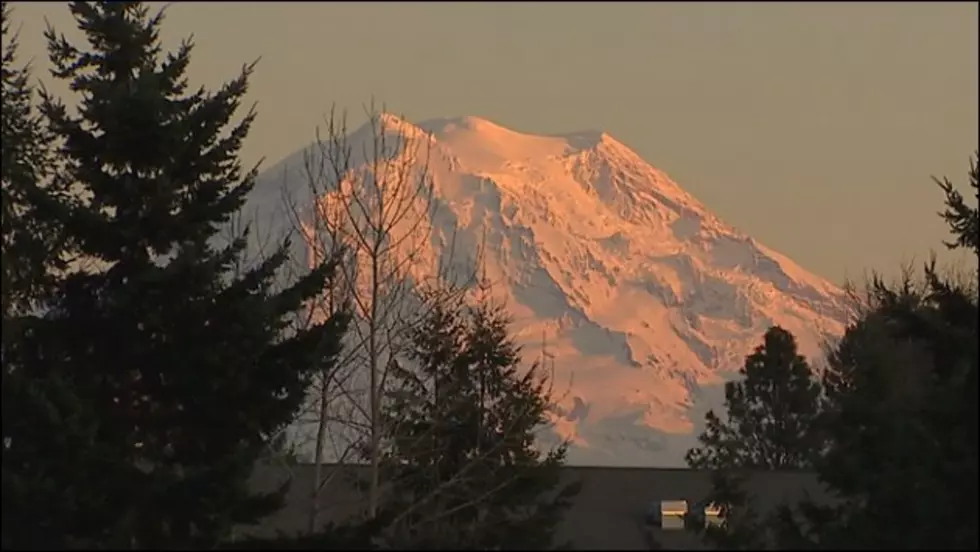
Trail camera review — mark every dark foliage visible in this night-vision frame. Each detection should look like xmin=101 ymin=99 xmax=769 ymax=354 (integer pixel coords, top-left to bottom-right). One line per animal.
xmin=2 ymin=2 xmax=349 ymax=548
xmin=788 ymin=156 xmax=979 ymax=550
xmin=372 ymin=289 xmax=580 ymax=549
xmin=685 ymin=326 xmax=822 ymax=549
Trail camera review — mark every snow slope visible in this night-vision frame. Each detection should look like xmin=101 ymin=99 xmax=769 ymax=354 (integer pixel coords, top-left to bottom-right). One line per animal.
xmin=247 ymin=114 xmax=849 ymax=467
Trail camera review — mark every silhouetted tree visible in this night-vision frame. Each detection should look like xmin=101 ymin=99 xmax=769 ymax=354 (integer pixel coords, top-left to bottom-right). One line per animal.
xmin=276 ymin=106 xmax=483 ymax=524
xmin=371 ymin=287 xmax=579 ymax=549
xmin=1 ymin=3 xmax=63 ymax=318
xmin=685 ymin=326 xmax=822 ymax=549
xmin=2 ymin=2 xmax=349 ymax=547
xmin=1 ymin=5 xmax=102 ymax=548
xmin=786 ymin=155 xmax=978 ymax=550
xmin=935 ymin=153 xmax=979 ymax=255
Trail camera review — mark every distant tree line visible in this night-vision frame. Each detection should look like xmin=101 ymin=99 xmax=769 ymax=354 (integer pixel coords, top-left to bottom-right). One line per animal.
xmin=1 ymin=2 xmax=577 ymax=549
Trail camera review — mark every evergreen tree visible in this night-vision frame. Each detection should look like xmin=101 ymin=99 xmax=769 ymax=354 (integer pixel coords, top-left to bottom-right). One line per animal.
xmin=3 ymin=2 xmax=349 ymax=547
xmin=2 ymin=5 xmax=102 ymax=548
xmin=935 ymin=153 xmax=979 ymax=254
xmin=684 ymin=326 xmax=822 ymax=549
xmin=372 ymin=290 xmax=579 ymax=549
xmin=788 ymin=156 xmax=978 ymax=550
xmin=0 ymin=2 xmax=67 ymax=319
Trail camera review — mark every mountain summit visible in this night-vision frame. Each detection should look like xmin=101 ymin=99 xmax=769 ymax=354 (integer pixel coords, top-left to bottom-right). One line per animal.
xmin=250 ymin=114 xmax=849 ymax=466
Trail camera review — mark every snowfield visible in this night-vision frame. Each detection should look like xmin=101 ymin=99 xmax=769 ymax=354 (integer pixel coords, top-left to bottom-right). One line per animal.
xmin=247 ymin=114 xmax=849 ymax=467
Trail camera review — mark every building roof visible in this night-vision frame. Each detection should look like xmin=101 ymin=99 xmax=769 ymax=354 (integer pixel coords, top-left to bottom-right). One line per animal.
xmin=246 ymin=464 xmax=831 ymax=550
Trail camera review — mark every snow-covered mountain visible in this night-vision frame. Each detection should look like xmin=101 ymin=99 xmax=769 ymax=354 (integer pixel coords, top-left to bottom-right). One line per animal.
xmin=247 ymin=114 xmax=849 ymax=467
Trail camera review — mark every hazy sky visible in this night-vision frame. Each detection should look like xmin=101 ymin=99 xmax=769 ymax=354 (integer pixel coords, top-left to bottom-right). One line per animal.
xmin=8 ymin=2 xmax=978 ymax=284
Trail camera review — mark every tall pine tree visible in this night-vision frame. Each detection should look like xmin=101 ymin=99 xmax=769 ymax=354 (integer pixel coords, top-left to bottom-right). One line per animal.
xmin=684 ymin=326 xmax=822 ymax=549
xmin=1 ymin=2 xmax=67 ymax=318
xmin=3 ymin=2 xmax=349 ymax=548
xmin=372 ymin=289 xmax=579 ymax=549
xmin=2 ymin=5 xmax=102 ymax=549
xmin=788 ymin=155 xmax=978 ymax=550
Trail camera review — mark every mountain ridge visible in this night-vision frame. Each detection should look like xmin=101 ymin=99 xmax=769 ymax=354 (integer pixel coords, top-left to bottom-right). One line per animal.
xmin=248 ymin=114 xmax=848 ymax=466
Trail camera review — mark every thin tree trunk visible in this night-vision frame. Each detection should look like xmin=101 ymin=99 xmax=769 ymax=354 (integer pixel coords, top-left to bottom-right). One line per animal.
xmin=368 ymin=256 xmax=381 ymax=518
xmin=308 ymin=378 xmax=330 ymax=534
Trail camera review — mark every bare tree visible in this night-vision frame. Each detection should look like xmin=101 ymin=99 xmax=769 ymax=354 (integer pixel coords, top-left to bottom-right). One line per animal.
xmin=274 ymin=102 xmax=484 ymax=525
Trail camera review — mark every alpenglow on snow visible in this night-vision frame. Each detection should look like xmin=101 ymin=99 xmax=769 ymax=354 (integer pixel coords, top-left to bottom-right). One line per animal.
xmin=245 ymin=114 xmax=849 ymax=467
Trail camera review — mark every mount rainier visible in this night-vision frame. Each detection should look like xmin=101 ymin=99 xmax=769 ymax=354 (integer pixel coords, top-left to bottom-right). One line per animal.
xmin=247 ymin=114 xmax=850 ymax=467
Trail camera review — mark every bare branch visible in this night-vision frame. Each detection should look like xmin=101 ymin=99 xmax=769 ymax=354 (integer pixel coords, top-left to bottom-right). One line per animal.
xmin=270 ymin=101 xmax=484 ymax=523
